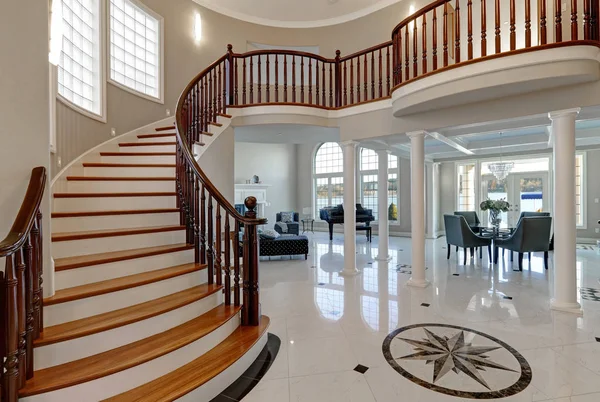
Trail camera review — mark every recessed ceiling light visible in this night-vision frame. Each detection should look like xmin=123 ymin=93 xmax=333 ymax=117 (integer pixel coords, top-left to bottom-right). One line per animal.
xmin=277 ymin=133 xmax=283 ymax=136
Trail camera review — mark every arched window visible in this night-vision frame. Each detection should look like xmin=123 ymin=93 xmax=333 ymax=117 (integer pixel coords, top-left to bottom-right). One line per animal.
xmin=314 ymin=142 xmax=344 ymax=217
xmin=359 ymin=148 xmax=399 ymax=221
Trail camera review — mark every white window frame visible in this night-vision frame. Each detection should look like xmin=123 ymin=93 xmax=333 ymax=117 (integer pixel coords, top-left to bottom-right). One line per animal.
xmin=455 ymin=161 xmax=478 ymax=212
xmin=57 ymin=0 xmax=107 ymax=122
xmin=576 ymin=152 xmax=586 ymax=229
xmin=313 ymin=142 xmax=344 ymax=220
xmin=107 ymin=0 xmax=164 ymax=103
xmin=358 ymin=148 xmax=399 ymax=222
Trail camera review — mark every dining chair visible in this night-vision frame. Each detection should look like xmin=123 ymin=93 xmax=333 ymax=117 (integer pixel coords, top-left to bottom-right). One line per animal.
xmin=494 ymin=216 xmax=552 ymax=271
xmin=444 ymin=215 xmax=492 ymax=265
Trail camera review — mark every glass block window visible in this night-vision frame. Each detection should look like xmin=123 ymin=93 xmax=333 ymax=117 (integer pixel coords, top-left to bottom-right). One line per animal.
xmin=59 ymin=0 xmax=102 ymax=115
xmin=109 ymin=0 xmax=162 ymax=99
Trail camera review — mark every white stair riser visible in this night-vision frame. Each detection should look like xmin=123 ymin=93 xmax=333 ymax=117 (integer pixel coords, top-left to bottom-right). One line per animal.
xmin=101 ymin=155 xmax=175 ymax=164
xmin=22 ymin=314 xmax=240 ymax=402
xmin=53 ymin=196 xmax=176 ymax=213
xmin=137 ymin=135 xmax=176 ymax=143
xmin=119 ymin=144 xmax=175 ymax=153
xmin=52 ymin=212 xmax=180 ymax=232
xmin=45 ymin=271 xmax=206 ymax=326
xmin=35 ymin=280 xmax=217 ymax=370
xmin=67 ymin=180 xmax=175 ymax=193
xmin=178 ymin=331 xmax=268 ymax=402
xmin=52 ymin=230 xmax=186 ymax=259
xmin=55 ymin=249 xmax=194 ymax=290
xmin=83 ymin=166 xmax=175 ymax=178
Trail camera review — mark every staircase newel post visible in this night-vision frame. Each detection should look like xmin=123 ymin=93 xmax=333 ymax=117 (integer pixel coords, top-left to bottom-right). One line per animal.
xmin=334 ymin=50 xmax=342 ymax=108
xmin=227 ymin=44 xmax=234 ymax=112
xmin=241 ymin=197 xmax=260 ymax=326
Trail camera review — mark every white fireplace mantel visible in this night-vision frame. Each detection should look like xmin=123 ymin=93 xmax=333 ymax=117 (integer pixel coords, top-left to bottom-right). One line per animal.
xmin=234 ymin=184 xmax=271 ymax=217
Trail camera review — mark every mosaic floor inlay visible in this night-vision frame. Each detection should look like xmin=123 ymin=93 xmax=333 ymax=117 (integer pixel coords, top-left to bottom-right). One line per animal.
xmin=382 ymin=323 xmax=532 ymax=399
xmin=580 ymin=287 xmax=600 ymax=302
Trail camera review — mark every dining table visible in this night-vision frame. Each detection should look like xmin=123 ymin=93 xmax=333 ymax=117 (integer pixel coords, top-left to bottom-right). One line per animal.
xmin=477 ymin=226 xmax=515 ymax=264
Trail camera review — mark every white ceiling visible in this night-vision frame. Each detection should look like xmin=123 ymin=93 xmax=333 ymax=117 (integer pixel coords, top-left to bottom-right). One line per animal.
xmin=193 ymin=0 xmax=402 ymax=28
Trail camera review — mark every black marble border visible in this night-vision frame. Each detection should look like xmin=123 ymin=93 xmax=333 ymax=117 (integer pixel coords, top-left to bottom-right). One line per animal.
xmin=210 ymin=333 xmax=281 ymax=402
xmin=382 ymin=323 xmax=532 ymax=400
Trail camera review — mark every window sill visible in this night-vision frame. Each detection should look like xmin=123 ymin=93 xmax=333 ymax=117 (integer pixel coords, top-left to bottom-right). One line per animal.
xmin=57 ymin=95 xmax=106 ymax=123
xmin=108 ymin=79 xmax=164 ymax=105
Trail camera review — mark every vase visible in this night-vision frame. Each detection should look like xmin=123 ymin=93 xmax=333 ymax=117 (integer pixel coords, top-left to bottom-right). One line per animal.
xmin=489 ymin=210 xmax=502 ymax=229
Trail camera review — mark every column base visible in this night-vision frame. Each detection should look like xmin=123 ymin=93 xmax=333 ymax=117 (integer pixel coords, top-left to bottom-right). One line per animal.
xmin=407 ymin=278 xmax=430 ymax=288
xmin=339 ymin=268 xmax=361 ymax=277
xmin=550 ymin=299 xmax=583 ymax=316
xmin=376 ymin=254 xmax=392 ymax=262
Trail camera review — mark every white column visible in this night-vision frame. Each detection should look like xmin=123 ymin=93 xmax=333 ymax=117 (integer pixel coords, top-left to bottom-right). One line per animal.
xmin=407 ymin=131 xmax=430 ymax=288
xmin=341 ymin=141 xmax=360 ymax=276
xmin=376 ymin=149 xmax=392 ymax=261
xmin=549 ymin=108 xmax=582 ymax=315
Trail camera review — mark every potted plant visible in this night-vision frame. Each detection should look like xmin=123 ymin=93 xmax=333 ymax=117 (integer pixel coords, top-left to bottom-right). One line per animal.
xmin=480 ymin=198 xmax=510 ymax=229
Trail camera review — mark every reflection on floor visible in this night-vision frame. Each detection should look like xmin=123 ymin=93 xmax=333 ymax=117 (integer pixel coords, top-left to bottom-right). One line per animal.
xmin=240 ymin=231 xmax=600 ymax=402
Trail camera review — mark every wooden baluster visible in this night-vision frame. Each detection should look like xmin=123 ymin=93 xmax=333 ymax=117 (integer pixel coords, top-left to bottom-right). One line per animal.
xmin=234 ymin=57 xmax=239 ymax=105
xmin=468 ymin=0 xmax=473 ymax=59
xmin=392 ymin=33 xmax=397 ymax=85
xmin=371 ymin=51 xmax=375 ymax=99
xmin=301 ymin=57 xmax=305 ymax=103
xmin=224 ymin=212 xmax=231 ymax=306
xmin=357 ymin=57 xmax=361 ymax=102
xmin=495 ymin=0 xmax=501 ymax=53
xmin=350 ymin=58 xmax=354 ymax=104
xmin=525 ymin=0 xmax=532 ymax=47
xmin=16 ymin=250 xmax=26 ymax=388
xmin=397 ymin=32 xmax=403 ymax=83
xmin=207 ymin=71 xmax=213 ymax=126
xmin=250 ymin=56 xmax=254 ymax=104
xmin=330 ymin=62 xmax=334 ymax=107
xmin=413 ymin=19 xmax=418 ymax=77
xmin=217 ymin=63 xmax=222 ymax=114
xmin=200 ymin=185 xmax=207 ymax=267
xmin=215 ymin=205 xmax=222 ymax=287
xmin=213 ymin=68 xmax=217 ymax=121
xmin=422 ymin=14 xmax=428 ymax=73
xmin=322 ymin=61 xmax=326 ymax=106
xmin=343 ymin=60 xmax=348 ymax=106
xmin=292 ymin=56 xmax=296 ymax=103
xmin=379 ymin=48 xmax=383 ymax=98
xmin=234 ymin=221 xmax=241 ymax=306
xmin=192 ymin=84 xmax=197 ymax=143
xmin=31 ymin=218 xmax=41 ymax=338
xmin=481 ymin=0 xmax=487 ymax=56
xmin=433 ymin=8 xmax=438 ymax=70
xmin=571 ymin=0 xmax=578 ymax=40
xmin=386 ymin=45 xmax=390 ymax=95
xmin=187 ymin=167 xmax=194 ymax=244
xmin=194 ymin=178 xmax=200 ymax=264
xmin=363 ymin=54 xmax=367 ymax=101
xmin=275 ymin=55 xmax=279 ymax=103
xmin=23 ymin=235 xmax=34 ymax=379
xmin=443 ymin=2 xmax=449 ymax=66
xmin=510 ymin=0 xmax=516 ymax=50
xmin=242 ymin=58 xmax=247 ymax=104
xmin=257 ymin=56 xmax=262 ymax=104
xmin=242 ymin=198 xmax=259 ymax=327
xmin=555 ymin=0 xmax=563 ymax=42
xmin=5 ymin=254 xmax=20 ymax=402
xmin=309 ymin=58 xmax=313 ymax=104
xmin=584 ymin=0 xmax=592 ymax=39
xmin=36 ymin=211 xmax=43 ymax=333
xmin=207 ymin=194 xmax=214 ymax=284
xmin=540 ymin=0 xmax=548 ymax=44
xmin=316 ymin=60 xmax=320 ymax=105
xmin=284 ymin=55 xmax=288 ymax=102
xmin=455 ymin=0 xmax=461 ymax=63
xmin=223 ymin=61 xmax=227 ymax=112
xmin=204 ymin=76 xmax=209 ymax=130
xmin=266 ymin=55 xmax=270 ymax=103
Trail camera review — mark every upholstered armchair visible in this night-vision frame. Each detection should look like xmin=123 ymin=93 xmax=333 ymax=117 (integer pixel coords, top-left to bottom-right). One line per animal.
xmin=454 ymin=211 xmax=481 ymax=232
xmin=494 ymin=216 xmax=552 ymax=271
xmin=274 ymin=212 xmax=300 ymax=235
xmin=444 ymin=214 xmax=492 ymax=265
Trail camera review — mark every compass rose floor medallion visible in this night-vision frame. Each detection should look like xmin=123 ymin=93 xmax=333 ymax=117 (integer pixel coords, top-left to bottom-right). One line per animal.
xmin=382 ymin=323 xmax=532 ymax=399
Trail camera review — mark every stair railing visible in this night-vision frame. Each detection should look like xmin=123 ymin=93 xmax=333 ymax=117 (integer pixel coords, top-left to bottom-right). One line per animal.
xmin=0 ymin=166 xmax=46 ymax=402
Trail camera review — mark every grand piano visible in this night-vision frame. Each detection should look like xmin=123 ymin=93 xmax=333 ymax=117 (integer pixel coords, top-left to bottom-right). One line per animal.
xmin=319 ymin=204 xmax=375 ymax=240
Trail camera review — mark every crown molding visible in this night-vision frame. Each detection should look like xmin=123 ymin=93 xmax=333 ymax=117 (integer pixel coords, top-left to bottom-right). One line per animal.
xmin=192 ymin=0 xmax=403 ymax=28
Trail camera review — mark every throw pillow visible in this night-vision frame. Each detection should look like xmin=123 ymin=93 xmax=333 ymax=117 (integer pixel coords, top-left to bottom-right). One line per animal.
xmin=280 ymin=211 xmax=294 ymax=223
xmin=260 ymin=229 xmax=280 ymax=240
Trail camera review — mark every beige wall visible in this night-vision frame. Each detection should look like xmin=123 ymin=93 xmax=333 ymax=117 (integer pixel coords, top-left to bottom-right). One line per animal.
xmin=53 ymin=0 xmax=426 ymax=177
xmin=0 ymin=0 xmax=52 ymax=291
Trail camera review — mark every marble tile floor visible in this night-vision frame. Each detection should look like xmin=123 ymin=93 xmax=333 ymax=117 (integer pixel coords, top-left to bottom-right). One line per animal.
xmin=240 ymin=231 xmax=600 ymax=402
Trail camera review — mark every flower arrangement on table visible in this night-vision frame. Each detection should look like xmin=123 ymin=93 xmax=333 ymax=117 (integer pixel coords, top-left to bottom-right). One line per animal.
xmin=480 ymin=198 xmax=510 ymax=228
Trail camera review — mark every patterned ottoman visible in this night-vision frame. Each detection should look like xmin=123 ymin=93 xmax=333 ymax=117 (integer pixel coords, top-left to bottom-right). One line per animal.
xmin=260 ymin=235 xmax=309 ymax=259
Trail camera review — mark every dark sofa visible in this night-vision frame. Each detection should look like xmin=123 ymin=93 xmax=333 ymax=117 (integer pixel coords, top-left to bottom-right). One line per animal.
xmin=319 ymin=204 xmax=375 ymax=240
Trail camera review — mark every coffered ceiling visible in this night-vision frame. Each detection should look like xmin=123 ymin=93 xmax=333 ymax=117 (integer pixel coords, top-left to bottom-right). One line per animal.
xmin=192 ymin=0 xmax=402 ymax=28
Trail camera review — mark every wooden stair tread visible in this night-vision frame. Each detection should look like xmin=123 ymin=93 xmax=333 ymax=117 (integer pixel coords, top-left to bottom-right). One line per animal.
xmin=104 ymin=316 xmax=269 ymax=402
xmin=44 ymin=263 xmax=206 ymax=306
xmin=119 ymin=142 xmax=176 ymax=147
xmin=52 ymin=225 xmax=185 ymax=242
xmin=100 ymin=152 xmax=175 ymax=156
xmin=137 ymin=133 xmax=175 ymax=139
xmin=217 ymin=113 xmax=232 ymax=118
xmin=196 ymin=142 xmax=206 ymax=146
xmin=208 ymin=122 xmax=223 ymax=127
xmin=155 ymin=125 xmax=175 ymax=131
xmin=52 ymin=208 xmax=180 ymax=218
xmin=54 ymin=243 xmax=193 ymax=271
xmin=82 ymin=163 xmax=176 ymax=168
xmin=200 ymin=131 xmax=213 ymax=136
xmin=54 ymin=192 xmax=176 ymax=198
xmin=35 ymin=283 xmax=221 ymax=347
xmin=67 ymin=176 xmax=175 ymax=181
xmin=21 ymin=303 xmax=237 ymax=397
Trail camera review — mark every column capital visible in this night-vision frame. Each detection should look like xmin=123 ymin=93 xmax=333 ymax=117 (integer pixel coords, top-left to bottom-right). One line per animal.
xmin=406 ymin=130 xmax=428 ymax=139
xmin=548 ymin=108 xmax=581 ymax=120
xmin=340 ymin=140 xmax=359 ymax=148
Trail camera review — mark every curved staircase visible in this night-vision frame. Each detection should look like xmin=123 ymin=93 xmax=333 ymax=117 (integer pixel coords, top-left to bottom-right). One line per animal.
xmin=18 ymin=121 xmax=269 ymax=401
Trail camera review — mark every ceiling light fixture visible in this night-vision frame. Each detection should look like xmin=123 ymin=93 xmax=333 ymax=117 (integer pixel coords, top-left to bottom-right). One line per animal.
xmin=488 ymin=132 xmax=514 ymax=181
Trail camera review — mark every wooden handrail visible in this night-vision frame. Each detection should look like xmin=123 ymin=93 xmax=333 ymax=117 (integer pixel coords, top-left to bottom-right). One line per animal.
xmin=340 ymin=41 xmax=392 ymax=61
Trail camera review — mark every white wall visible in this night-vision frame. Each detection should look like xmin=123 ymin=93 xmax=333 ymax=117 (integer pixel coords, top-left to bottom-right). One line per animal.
xmin=0 ymin=0 xmax=52 ymax=294
xmin=234 ymin=142 xmax=298 ymax=226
